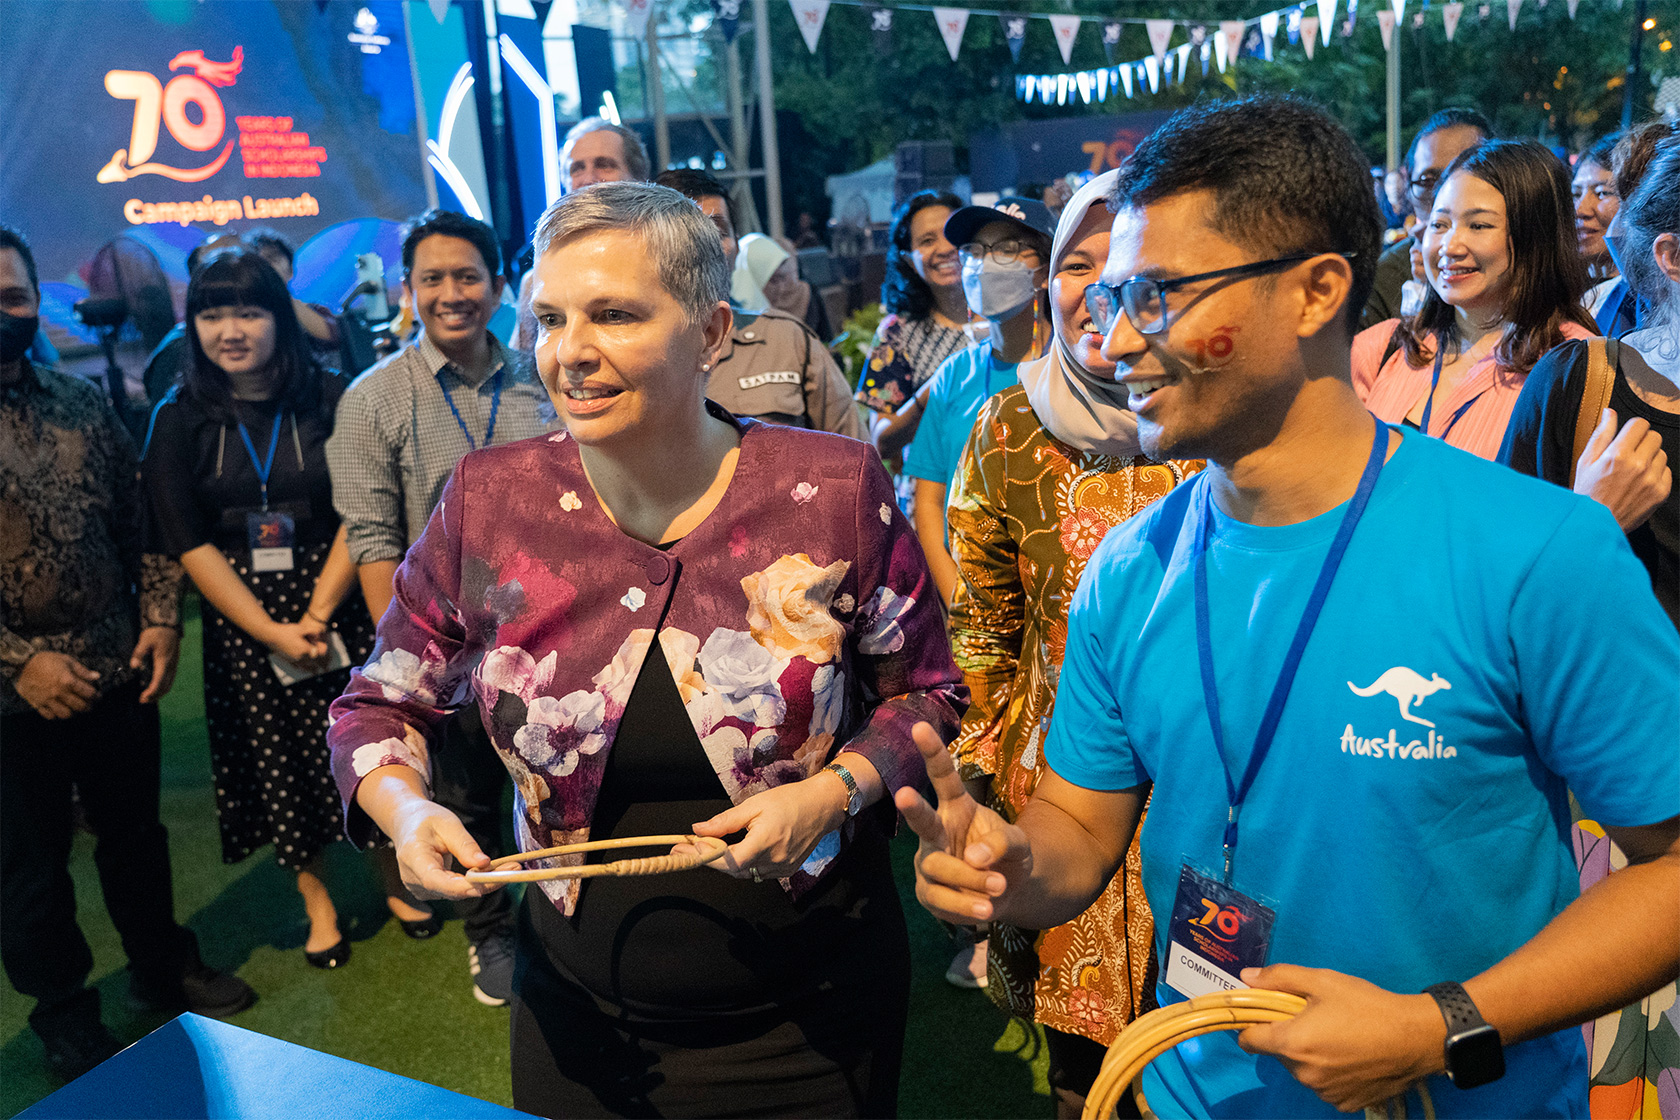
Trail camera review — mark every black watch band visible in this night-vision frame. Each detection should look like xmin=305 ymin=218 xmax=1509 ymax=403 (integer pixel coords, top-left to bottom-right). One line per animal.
xmin=1424 ymin=981 xmax=1505 ymax=1089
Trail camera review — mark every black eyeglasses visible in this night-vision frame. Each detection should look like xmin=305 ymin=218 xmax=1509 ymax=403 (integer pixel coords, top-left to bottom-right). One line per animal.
xmin=1084 ymin=252 xmax=1349 ymax=337
xmin=959 ymin=239 xmax=1035 ymax=265
xmin=1407 ymin=172 xmax=1442 ymax=198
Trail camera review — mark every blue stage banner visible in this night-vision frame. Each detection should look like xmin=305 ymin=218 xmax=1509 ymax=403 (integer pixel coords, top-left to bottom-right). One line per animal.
xmin=0 ymin=0 xmax=431 ymax=340
xmin=967 ymin=111 xmax=1174 ymax=195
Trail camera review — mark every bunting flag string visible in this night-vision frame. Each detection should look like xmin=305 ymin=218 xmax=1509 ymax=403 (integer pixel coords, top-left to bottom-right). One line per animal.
xmin=1442 ymin=0 xmax=1464 ymax=37
xmin=1146 ymin=19 xmax=1175 ymax=66
xmin=1259 ymin=10 xmax=1280 ymax=58
xmin=1049 ymin=13 xmax=1081 ymax=64
xmin=931 ymin=5 xmax=969 ymax=59
xmin=788 ymin=0 xmax=829 ymax=52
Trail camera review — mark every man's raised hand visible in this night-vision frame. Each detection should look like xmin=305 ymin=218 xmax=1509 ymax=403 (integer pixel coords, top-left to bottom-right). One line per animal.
xmin=894 ymin=721 xmax=1032 ymax=925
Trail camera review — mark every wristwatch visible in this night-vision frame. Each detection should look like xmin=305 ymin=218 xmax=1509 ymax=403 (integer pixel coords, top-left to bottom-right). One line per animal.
xmin=823 ymin=762 xmax=865 ymax=818
xmin=1424 ymin=981 xmax=1505 ymax=1089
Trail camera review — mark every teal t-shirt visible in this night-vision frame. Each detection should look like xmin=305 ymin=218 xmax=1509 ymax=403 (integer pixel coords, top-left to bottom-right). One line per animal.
xmin=901 ymin=341 xmax=1019 ymax=492
xmin=1044 ymin=430 xmax=1679 ymax=1119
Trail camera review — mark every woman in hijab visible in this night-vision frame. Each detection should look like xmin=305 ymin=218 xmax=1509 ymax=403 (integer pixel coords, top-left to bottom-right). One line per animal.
xmin=943 ymin=171 xmax=1204 ymax=1119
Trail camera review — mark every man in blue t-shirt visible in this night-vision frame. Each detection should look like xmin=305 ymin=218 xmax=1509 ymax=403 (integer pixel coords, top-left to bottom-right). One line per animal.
xmin=900 ymin=97 xmax=1679 ymax=1119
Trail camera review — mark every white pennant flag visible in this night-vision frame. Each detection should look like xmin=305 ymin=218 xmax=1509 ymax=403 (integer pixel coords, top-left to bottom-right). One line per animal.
xmin=932 ymin=7 xmax=969 ymax=60
xmin=1506 ymin=0 xmax=1522 ymax=27
xmin=788 ymin=0 xmax=829 ymax=52
xmin=1317 ymin=0 xmax=1338 ymax=42
xmin=1175 ymin=41 xmax=1192 ymax=81
xmin=1219 ymin=20 xmax=1244 ymax=68
xmin=1301 ymin=15 xmax=1319 ymax=55
xmin=1201 ymin=41 xmax=1211 ymax=74
xmin=1076 ymin=69 xmax=1093 ymax=103
xmin=1376 ymin=7 xmax=1395 ymax=48
xmin=428 ymin=0 xmax=450 ymax=22
xmin=1119 ymin=64 xmax=1134 ymax=97
xmin=1391 ymin=0 xmax=1407 ymax=19
xmin=1143 ymin=55 xmax=1160 ymax=92
xmin=1443 ymin=1 xmax=1464 ymax=38
xmin=1146 ymin=20 xmax=1175 ymax=66
xmin=1259 ymin=10 xmax=1280 ymax=59
xmin=1096 ymin=67 xmax=1108 ymax=99
xmin=1566 ymin=0 xmax=1579 ymax=15
xmin=1050 ymin=14 xmax=1081 ymax=64
xmin=1057 ymin=73 xmax=1070 ymax=105
xmin=624 ymin=0 xmax=655 ymax=39
xmin=1213 ymin=30 xmax=1229 ymax=70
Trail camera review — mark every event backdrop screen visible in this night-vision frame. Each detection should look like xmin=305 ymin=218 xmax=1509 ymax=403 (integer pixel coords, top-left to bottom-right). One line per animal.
xmin=1 ymin=0 xmax=431 ymax=342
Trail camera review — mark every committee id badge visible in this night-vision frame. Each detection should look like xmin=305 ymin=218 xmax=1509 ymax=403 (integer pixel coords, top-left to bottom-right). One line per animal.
xmin=1164 ymin=864 xmax=1276 ymax=1000
xmin=247 ymin=511 xmax=295 ymax=572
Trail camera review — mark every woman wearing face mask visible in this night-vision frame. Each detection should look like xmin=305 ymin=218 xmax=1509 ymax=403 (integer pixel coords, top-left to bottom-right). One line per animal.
xmin=142 ymin=250 xmax=435 ymax=969
xmin=901 ymin=197 xmax=1054 ymax=608
xmin=1352 ymin=139 xmax=1595 ymax=459
xmin=858 ymin=191 xmax=974 ymax=477
xmin=944 ymin=172 xmax=1203 ymax=1118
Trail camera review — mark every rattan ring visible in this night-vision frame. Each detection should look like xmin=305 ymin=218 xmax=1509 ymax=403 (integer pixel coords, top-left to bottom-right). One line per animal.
xmin=463 ymin=834 xmax=729 ymax=884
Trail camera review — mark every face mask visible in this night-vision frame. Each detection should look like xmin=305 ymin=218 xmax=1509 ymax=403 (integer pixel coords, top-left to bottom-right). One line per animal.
xmin=0 ymin=313 xmax=38 ymax=363
xmin=962 ymin=255 xmax=1038 ymax=322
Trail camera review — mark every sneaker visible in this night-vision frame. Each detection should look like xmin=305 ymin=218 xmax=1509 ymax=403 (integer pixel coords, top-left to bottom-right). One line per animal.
xmin=945 ymin=938 xmax=989 ymax=989
xmin=37 ymin=1018 xmax=123 ymax=1082
xmin=468 ymin=930 xmax=515 ymax=1007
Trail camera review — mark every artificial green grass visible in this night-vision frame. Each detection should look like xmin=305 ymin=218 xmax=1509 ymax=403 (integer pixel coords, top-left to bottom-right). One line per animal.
xmin=1 ymin=604 xmax=1051 ymax=1118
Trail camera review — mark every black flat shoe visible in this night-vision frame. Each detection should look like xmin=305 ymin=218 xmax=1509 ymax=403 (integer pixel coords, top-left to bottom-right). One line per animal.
xmin=304 ymin=936 xmax=350 ymax=970
xmin=398 ymin=912 xmax=443 ymax=940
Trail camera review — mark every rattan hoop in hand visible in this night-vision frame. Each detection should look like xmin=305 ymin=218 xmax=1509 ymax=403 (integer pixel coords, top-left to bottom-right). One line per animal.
xmin=463 ymin=834 xmax=729 ymax=884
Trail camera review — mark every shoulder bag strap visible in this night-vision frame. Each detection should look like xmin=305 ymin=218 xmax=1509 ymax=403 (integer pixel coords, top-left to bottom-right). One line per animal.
xmin=1569 ymin=338 xmax=1618 ymax=486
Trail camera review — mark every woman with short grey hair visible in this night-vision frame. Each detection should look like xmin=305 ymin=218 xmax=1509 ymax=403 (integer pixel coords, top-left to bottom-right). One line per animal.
xmin=328 ymin=182 xmax=965 ymax=1116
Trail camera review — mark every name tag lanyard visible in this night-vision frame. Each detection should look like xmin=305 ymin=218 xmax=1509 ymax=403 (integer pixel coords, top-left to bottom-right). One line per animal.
xmin=438 ymin=368 xmax=504 ymax=450
xmin=236 ymin=411 xmax=286 ymax=511
xmin=1193 ymin=412 xmax=1388 ymax=886
xmin=1419 ymin=346 xmax=1480 ymax=439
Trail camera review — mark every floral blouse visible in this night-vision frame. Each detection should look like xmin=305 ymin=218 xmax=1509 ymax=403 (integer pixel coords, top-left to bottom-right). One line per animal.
xmin=947 ymin=384 xmax=1201 ymax=1045
xmin=328 ymin=407 xmax=966 ymax=914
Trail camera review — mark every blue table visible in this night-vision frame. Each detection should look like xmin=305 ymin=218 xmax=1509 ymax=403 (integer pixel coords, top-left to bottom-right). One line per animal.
xmin=19 ymin=1013 xmax=533 ymax=1119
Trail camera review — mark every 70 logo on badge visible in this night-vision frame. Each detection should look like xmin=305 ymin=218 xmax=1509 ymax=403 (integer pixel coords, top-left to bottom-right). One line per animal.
xmin=1189 ymin=898 xmax=1245 ymax=942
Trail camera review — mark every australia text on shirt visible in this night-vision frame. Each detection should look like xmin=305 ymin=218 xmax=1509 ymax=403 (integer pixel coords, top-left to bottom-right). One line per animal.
xmin=1340 ymin=665 xmax=1460 ymax=761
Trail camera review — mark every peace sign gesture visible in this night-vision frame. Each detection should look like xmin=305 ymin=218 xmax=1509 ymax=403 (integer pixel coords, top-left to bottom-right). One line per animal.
xmin=894 ymin=722 xmax=1033 ymax=925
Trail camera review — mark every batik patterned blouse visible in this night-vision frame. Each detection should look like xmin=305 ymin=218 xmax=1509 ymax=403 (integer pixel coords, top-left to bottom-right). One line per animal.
xmin=947 ymin=384 xmax=1201 ymax=1045
xmin=327 ymin=407 xmax=966 ymax=914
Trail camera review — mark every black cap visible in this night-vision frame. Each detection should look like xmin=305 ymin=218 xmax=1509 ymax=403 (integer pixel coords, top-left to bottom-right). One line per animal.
xmin=943 ymin=196 xmax=1057 ymax=249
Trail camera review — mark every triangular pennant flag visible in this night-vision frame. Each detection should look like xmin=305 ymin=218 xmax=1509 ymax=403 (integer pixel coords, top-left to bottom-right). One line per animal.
xmin=1096 ymin=67 xmax=1108 ymax=99
xmin=1342 ymin=0 xmax=1361 ymax=35
xmin=1175 ymin=41 xmax=1192 ymax=81
xmin=1506 ymin=0 xmax=1521 ymax=27
xmin=1162 ymin=51 xmax=1174 ymax=85
xmin=1143 ymin=54 xmax=1160 ymax=92
xmin=1201 ymin=41 xmax=1211 ymax=75
xmin=1101 ymin=20 xmax=1122 ymax=63
xmin=1041 ymin=75 xmax=1056 ymax=101
xmin=1219 ymin=20 xmax=1244 ymax=66
xmin=1301 ymin=15 xmax=1319 ymax=54
xmin=1376 ymin=7 xmax=1395 ymax=48
xmin=428 ymin=0 xmax=450 ymax=22
xmin=1213 ymin=28 xmax=1230 ymax=70
xmin=865 ymin=5 xmax=892 ymax=55
xmin=1146 ymin=19 xmax=1175 ymax=65
xmin=1017 ymin=75 xmax=1031 ymax=102
xmin=1317 ymin=0 xmax=1338 ymax=41
xmin=1287 ymin=7 xmax=1303 ymax=44
xmin=1259 ymin=10 xmax=1280 ymax=59
xmin=1442 ymin=0 xmax=1463 ymax=37
xmin=932 ymin=7 xmax=969 ymax=60
xmin=711 ymin=0 xmax=742 ymax=43
xmin=1049 ymin=14 xmax=1081 ymax=65
xmin=1119 ymin=63 xmax=1134 ymax=97
xmin=788 ymin=0 xmax=828 ymax=52
xmin=1076 ymin=69 xmax=1093 ymax=103
xmin=624 ymin=0 xmax=654 ymax=40
xmin=1000 ymin=14 xmax=1028 ymax=62
xmin=1391 ymin=0 xmax=1406 ymax=19
xmin=1056 ymin=73 xmax=1070 ymax=106
xmin=1566 ymin=0 xmax=1578 ymax=13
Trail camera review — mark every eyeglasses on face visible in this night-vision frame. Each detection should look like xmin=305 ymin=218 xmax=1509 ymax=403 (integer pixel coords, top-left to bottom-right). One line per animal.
xmin=1407 ymin=173 xmax=1443 ymax=197
xmin=1083 ymin=252 xmax=1352 ymax=337
xmin=958 ymin=239 xmax=1035 ymax=265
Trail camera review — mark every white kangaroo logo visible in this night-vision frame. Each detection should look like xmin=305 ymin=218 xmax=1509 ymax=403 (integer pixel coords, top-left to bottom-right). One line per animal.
xmin=1347 ymin=667 xmax=1452 ymax=728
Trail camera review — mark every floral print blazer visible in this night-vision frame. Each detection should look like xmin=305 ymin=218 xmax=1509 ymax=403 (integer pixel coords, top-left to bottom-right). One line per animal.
xmin=328 ymin=408 xmax=966 ymax=914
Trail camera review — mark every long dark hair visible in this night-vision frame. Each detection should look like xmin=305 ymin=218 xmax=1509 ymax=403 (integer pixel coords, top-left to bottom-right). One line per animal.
xmin=1619 ymin=133 xmax=1680 ymax=326
xmin=1398 ymin=139 xmax=1592 ymax=376
xmin=881 ymin=189 xmax=962 ymax=319
xmin=184 ymin=248 xmax=321 ymax=421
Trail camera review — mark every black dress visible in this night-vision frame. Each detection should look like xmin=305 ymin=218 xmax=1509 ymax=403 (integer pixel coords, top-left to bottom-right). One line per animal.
xmin=141 ymin=375 xmax=375 ymax=869
xmin=509 ymin=637 xmax=910 ymax=1119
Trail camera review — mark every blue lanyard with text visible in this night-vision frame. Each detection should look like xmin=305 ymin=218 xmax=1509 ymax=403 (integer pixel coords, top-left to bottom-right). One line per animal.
xmin=1419 ymin=346 xmax=1479 ymax=439
xmin=438 ymin=367 xmax=504 ymax=451
xmin=1194 ymin=412 xmax=1388 ymax=885
xmin=235 ymin=411 xmax=284 ymax=512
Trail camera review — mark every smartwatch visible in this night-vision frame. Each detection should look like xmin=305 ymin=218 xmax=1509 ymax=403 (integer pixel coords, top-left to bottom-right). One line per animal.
xmin=1424 ymin=981 xmax=1505 ymax=1089
xmin=824 ymin=762 xmax=865 ymax=818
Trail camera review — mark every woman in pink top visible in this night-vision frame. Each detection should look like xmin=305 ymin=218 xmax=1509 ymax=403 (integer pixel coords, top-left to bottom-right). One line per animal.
xmin=1353 ymin=139 xmax=1596 ymax=459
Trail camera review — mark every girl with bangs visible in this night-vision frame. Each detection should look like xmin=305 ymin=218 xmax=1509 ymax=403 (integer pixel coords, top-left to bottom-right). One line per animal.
xmin=1352 ymin=139 xmax=1596 ymax=459
xmin=142 ymin=248 xmax=433 ymax=970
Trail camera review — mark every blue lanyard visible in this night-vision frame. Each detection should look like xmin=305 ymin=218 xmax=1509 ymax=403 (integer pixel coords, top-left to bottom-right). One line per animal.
xmin=1193 ymin=412 xmax=1388 ymax=885
xmin=235 ymin=411 xmax=284 ymax=511
xmin=437 ymin=367 xmax=504 ymax=451
xmin=1419 ymin=346 xmax=1479 ymax=439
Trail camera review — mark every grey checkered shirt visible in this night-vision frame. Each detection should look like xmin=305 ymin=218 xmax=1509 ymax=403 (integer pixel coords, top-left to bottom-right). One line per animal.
xmin=327 ymin=332 xmax=560 ymax=565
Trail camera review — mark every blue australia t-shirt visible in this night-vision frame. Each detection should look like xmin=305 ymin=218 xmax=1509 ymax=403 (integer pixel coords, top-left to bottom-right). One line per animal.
xmin=1043 ymin=429 xmax=1680 ymax=1119
xmin=902 ymin=341 xmax=1020 ymax=494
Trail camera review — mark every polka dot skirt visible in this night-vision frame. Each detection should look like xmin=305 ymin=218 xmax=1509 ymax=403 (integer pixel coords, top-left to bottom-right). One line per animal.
xmin=201 ymin=539 xmax=375 ymax=870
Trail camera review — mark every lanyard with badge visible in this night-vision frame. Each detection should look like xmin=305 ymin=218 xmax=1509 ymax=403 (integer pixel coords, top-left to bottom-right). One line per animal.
xmin=1163 ymin=412 xmax=1388 ymax=1000
xmin=437 ymin=367 xmax=504 ymax=450
xmin=239 ymin=410 xmax=296 ymax=573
